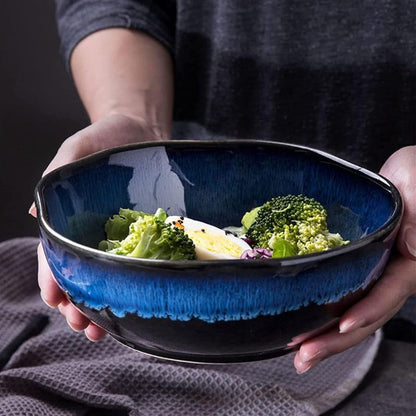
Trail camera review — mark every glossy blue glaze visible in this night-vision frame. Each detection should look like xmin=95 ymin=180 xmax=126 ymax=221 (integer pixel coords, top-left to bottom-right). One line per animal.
xmin=43 ymin=144 xmax=394 ymax=246
xmin=35 ymin=141 xmax=401 ymax=361
xmin=40 ymin=228 xmax=390 ymax=322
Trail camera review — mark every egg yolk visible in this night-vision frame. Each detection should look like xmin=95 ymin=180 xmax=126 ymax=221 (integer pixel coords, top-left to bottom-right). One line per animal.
xmin=186 ymin=230 xmax=243 ymax=258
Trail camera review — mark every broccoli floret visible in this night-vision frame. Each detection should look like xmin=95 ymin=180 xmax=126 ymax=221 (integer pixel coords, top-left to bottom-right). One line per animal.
xmin=100 ymin=208 xmax=196 ymax=260
xmin=244 ymin=195 xmax=348 ymax=257
xmin=104 ymin=208 xmax=148 ymax=241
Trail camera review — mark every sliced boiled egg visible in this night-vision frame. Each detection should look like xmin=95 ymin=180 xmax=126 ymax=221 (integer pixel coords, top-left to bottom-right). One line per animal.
xmin=166 ymin=216 xmax=251 ymax=260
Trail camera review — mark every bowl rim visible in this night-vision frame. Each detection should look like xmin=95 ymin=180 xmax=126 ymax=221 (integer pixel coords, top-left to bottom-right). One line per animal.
xmin=35 ymin=139 xmax=403 ymax=270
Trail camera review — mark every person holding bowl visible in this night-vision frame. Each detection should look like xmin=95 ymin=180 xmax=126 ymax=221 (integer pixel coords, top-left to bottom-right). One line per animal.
xmin=33 ymin=1 xmax=415 ymax=376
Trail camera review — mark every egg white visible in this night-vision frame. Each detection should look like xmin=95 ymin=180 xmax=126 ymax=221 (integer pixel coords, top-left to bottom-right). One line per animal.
xmin=165 ymin=216 xmax=251 ymax=260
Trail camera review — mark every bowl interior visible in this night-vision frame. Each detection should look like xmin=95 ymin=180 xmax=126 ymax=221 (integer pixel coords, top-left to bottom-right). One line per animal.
xmin=38 ymin=141 xmax=397 ymax=250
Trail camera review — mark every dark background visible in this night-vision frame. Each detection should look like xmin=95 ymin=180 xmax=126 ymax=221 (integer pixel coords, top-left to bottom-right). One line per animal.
xmin=0 ymin=0 xmax=88 ymax=241
xmin=0 ymin=3 xmax=414 ymax=412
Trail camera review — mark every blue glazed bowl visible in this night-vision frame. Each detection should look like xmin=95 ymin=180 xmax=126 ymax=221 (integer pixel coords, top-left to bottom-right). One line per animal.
xmin=35 ymin=140 xmax=402 ymax=363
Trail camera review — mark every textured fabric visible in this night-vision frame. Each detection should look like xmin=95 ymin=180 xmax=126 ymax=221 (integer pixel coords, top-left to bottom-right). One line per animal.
xmin=54 ymin=0 xmax=415 ymax=171
xmin=0 ymin=238 xmax=383 ymax=415
xmin=55 ymin=0 xmax=176 ymax=67
xmin=323 ymin=340 xmax=416 ymax=415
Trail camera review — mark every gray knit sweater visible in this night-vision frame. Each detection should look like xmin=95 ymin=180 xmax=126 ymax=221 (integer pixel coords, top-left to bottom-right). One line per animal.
xmin=55 ymin=0 xmax=415 ymax=171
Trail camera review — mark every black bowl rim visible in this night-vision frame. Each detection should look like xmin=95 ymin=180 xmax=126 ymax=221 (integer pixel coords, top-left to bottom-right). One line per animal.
xmin=35 ymin=139 xmax=403 ymax=271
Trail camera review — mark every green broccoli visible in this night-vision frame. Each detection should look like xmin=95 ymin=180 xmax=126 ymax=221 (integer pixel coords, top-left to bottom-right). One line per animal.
xmin=104 ymin=208 xmax=148 ymax=241
xmin=99 ymin=208 xmax=196 ymax=260
xmin=243 ymin=195 xmax=348 ymax=257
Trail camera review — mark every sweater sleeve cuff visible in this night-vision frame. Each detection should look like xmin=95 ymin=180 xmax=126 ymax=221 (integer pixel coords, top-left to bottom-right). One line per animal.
xmin=55 ymin=0 xmax=175 ymax=72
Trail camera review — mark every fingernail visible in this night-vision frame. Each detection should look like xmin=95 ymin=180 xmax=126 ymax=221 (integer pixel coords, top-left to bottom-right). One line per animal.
xmin=339 ymin=318 xmax=365 ymax=334
xmin=296 ymin=363 xmax=313 ymax=374
xmin=67 ymin=321 xmax=83 ymax=332
xmin=404 ymin=227 xmax=416 ymax=258
xmin=28 ymin=202 xmax=37 ymax=217
xmin=300 ymin=348 xmax=325 ymax=362
xmin=85 ymin=331 xmax=98 ymax=342
xmin=40 ymin=292 xmax=55 ymax=309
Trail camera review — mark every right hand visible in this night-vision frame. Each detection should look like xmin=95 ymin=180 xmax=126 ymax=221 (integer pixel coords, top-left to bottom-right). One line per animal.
xmin=31 ymin=114 xmax=168 ymax=340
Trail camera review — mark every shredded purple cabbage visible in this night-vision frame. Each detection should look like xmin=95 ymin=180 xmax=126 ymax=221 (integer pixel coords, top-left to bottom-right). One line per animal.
xmin=241 ymin=248 xmax=273 ymax=259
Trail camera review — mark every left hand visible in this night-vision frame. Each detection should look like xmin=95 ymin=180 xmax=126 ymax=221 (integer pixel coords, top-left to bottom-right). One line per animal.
xmin=32 ymin=114 xmax=167 ymax=341
xmin=294 ymin=146 xmax=416 ymax=373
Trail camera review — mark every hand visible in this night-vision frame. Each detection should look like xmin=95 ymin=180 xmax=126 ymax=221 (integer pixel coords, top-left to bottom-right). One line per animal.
xmin=31 ymin=114 xmax=167 ymax=340
xmin=294 ymin=146 xmax=416 ymax=373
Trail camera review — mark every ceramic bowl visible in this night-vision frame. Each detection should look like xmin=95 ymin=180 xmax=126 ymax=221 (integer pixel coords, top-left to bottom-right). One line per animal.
xmin=35 ymin=140 xmax=402 ymax=363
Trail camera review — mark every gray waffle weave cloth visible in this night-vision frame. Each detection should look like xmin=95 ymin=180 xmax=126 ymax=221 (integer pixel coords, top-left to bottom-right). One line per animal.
xmin=0 ymin=238 xmax=381 ymax=415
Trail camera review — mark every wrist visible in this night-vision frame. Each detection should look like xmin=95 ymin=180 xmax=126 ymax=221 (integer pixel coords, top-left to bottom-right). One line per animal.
xmin=96 ymin=108 xmax=171 ymax=141
xmin=70 ymin=28 xmax=173 ymax=141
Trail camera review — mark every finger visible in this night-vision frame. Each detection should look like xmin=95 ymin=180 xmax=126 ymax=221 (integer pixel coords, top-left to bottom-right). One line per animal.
xmin=28 ymin=131 xmax=90 ymax=218
xmin=41 ymin=133 xmax=88 ymax=177
xmin=29 ymin=115 xmax=163 ymax=218
xmin=294 ymin=310 xmax=396 ymax=374
xmin=338 ymin=256 xmax=416 ymax=333
xmin=29 ymin=203 xmax=37 ymax=218
xmin=85 ymin=323 xmax=107 ymax=341
xmin=379 ymin=145 xmax=416 ymax=260
xmin=58 ymin=301 xmax=90 ymax=332
xmin=294 ymin=255 xmax=416 ymax=373
xmin=37 ymin=244 xmax=66 ymax=307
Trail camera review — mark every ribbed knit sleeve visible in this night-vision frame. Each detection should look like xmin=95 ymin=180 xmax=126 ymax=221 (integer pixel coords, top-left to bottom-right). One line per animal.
xmin=54 ymin=0 xmax=176 ymax=70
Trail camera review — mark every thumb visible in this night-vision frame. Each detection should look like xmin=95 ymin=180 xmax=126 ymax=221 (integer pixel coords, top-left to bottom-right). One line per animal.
xmin=379 ymin=145 xmax=416 ymax=260
xmin=29 ymin=114 xmax=165 ymax=219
